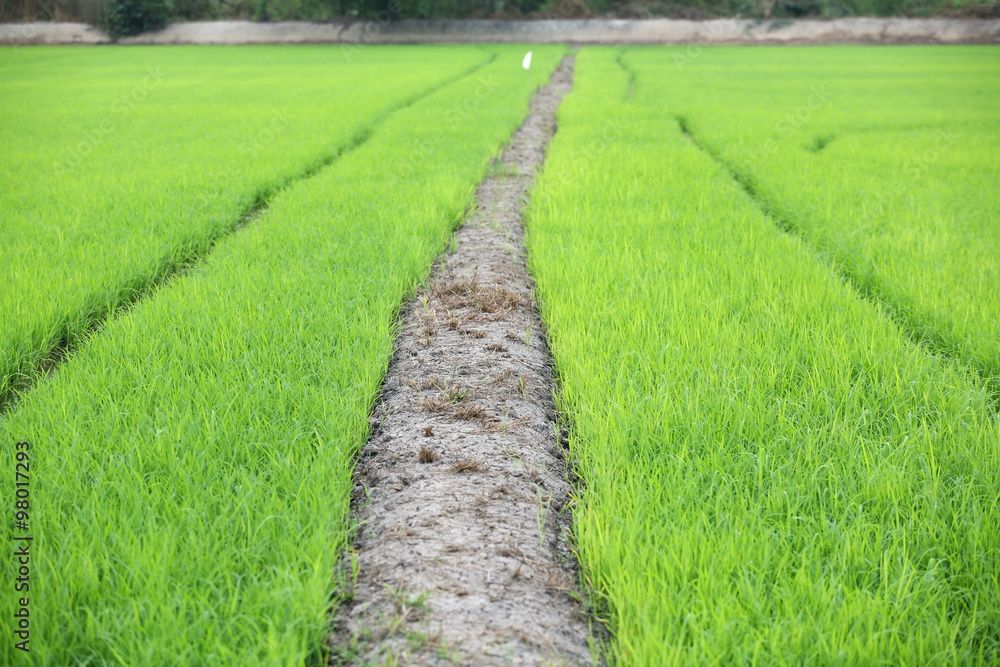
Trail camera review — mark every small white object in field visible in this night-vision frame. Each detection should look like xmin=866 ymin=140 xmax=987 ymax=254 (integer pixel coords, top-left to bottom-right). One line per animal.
xmin=522 ymin=51 xmax=532 ymax=70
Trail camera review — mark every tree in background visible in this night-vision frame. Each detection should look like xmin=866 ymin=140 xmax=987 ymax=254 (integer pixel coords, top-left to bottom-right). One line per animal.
xmin=104 ymin=0 xmax=172 ymax=35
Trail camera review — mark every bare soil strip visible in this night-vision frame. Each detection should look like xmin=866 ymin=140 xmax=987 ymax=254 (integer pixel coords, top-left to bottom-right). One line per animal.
xmin=330 ymin=57 xmax=597 ymax=665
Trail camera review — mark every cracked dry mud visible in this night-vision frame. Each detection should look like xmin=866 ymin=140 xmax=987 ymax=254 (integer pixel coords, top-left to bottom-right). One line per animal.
xmin=329 ymin=57 xmax=597 ymax=665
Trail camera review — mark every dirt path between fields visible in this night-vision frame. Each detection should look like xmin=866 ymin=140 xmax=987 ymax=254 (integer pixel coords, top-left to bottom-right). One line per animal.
xmin=328 ymin=56 xmax=598 ymax=665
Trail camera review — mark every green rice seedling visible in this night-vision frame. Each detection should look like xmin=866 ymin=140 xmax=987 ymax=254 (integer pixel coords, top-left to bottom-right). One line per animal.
xmin=527 ymin=47 xmax=999 ymax=665
xmin=621 ymin=46 xmax=1000 ymax=393
xmin=0 ymin=45 xmax=564 ymax=664
xmin=0 ymin=45 xmax=492 ymax=408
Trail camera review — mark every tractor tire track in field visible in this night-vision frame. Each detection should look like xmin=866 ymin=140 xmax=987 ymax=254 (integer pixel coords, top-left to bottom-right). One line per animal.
xmin=0 ymin=56 xmax=495 ymax=419
xmin=330 ymin=56 xmax=601 ymax=665
xmin=674 ymin=116 xmax=1000 ymax=413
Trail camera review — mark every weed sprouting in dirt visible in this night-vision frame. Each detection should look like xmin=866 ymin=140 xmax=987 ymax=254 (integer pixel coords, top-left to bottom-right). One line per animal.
xmin=450 ymin=459 xmax=486 ymax=474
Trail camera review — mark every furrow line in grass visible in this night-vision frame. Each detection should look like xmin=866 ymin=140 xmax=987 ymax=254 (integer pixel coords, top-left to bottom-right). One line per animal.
xmin=615 ymin=49 xmax=636 ymax=102
xmin=0 ymin=54 xmax=495 ymax=419
xmin=674 ymin=114 xmax=1000 ymax=414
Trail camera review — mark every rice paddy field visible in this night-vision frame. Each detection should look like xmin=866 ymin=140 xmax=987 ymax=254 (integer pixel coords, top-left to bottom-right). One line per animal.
xmin=2 ymin=43 xmax=998 ymax=664
xmin=0 ymin=46 xmax=496 ymax=407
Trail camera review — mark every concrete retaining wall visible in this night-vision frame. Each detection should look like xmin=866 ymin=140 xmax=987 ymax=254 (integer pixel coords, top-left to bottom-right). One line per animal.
xmin=2 ymin=18 xmax=999 ymax=46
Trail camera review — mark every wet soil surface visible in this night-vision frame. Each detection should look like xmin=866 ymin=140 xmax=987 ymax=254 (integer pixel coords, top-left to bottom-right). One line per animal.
xmin=328 ymin=57 xmax=599 ymax=665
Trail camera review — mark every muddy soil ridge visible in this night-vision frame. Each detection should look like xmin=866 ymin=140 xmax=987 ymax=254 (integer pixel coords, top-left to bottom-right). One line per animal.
xmin=3 ymin=18 xmax=999 ymax=45
xmin=327 ymin=56 xmax=598 ymax=665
